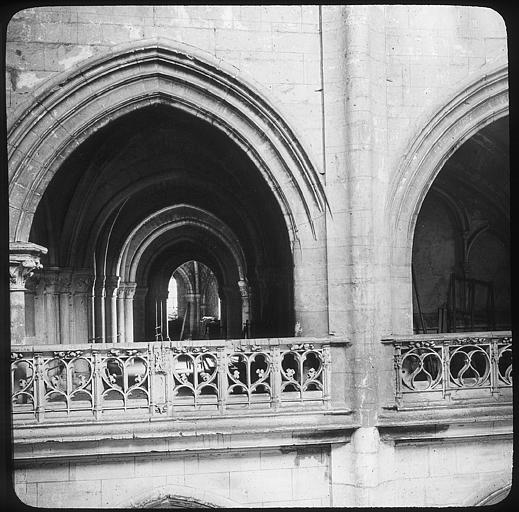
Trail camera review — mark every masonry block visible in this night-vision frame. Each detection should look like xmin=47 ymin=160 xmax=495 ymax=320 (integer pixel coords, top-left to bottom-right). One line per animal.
xmin=38 ymin=480 xmax=102 ymax=508
xmin=101 ymin=476 xmax=167 ymax=507
xmin=229 ymin=468 xmax=292 ymax=503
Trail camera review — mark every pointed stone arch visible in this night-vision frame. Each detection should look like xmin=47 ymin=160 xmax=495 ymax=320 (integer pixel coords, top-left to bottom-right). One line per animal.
xmin=386 ymin=58 xmax=508 ymax=332
xmin=8 ymin=38 xmax=326 ymax=246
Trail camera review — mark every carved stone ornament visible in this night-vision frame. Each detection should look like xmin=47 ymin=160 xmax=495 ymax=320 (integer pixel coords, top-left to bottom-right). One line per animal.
xmin=123 ymin=283 xmax=137 ymax=300
xmin=153 ymin=344 xmax=169 ymax=373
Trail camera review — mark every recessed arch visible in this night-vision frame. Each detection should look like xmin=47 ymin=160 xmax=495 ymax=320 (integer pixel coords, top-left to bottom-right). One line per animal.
xmin=8 ymin=38 xmax=326 ymax=244
xmin=115 ymin=204 xmax=246 ymax=283
xmin=387 ymin=58 xmax=508 ymax=333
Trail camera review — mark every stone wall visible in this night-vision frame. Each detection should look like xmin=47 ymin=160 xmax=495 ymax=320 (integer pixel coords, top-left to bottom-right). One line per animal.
xmin=376 ymin=436 xmax=513 ymax=507
xmin=5 ymin=5 xmax=507 ymax=175
xmin=6 ymin=4 xmax=511 ymax=509
xmin=14 ymin=435 xmax=512 ymax=507
xmin=15 ymin=446 xmax=332 ymax=508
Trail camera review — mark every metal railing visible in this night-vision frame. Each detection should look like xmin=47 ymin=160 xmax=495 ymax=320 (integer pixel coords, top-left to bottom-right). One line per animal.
xmin=382 ymin=331 xmax=512 ymax=408
xmin=11 ymin=338 xmax=332 ymax=422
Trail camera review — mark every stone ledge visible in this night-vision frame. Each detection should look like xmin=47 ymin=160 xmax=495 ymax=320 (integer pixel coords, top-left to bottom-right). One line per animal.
xmin=13 ymin=409 xmax=358 ymax=462
xmin=377 ymin=403 xmax=513 ymax=442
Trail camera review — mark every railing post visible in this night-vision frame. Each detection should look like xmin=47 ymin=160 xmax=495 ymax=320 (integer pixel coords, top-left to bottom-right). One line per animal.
xmin=271 ymin=346 xmax=282 ymax=409
xmin=393 ymin=344 xmax=402 ymax=408
xmin=150 ymin=342 xmax=170 ymax=416
xmin=165 ymin=346 xmax=174 ymax=417
xmin=322 ymin=345 xmax=332 ymax=408
xmin=217 ymin=347 xmax=227 ymax=414
xmin=490 ymin=337 xmax=498 ymax=397
xmin=442 ymin=342 xmax=449 ymax=400
xmin=92 ymin=351 xmax=103 ymax=420
xmin=34 ymin=353 xmax=45 ymax=422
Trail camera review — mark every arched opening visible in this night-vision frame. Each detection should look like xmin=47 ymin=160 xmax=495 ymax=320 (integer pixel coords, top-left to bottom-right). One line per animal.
xmin=166 ymin=261 xmax=221 ymax=341
xmin=387 ymin=60 xmax=508 ymax=334
xmin=8 ymin=41 xmax=329 ymax=346
xmin=411 ymin=116 xmax=510 ymax=333
xmin=27 ymin=103 xmax=294 ymax=343
xmin=167 ymin=275 xmax=179 ymax=324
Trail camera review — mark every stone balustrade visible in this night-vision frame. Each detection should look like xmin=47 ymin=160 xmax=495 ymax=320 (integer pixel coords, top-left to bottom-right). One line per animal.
xmin=382 ymin=331 xmax=512 ymax=408
xmin=11 ymin=337 xmax=340 ymax=423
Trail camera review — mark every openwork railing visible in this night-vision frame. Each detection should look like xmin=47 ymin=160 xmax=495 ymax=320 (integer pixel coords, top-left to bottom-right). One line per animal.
xmin=11 ymin=338 xmax=332 ymax=422
xmin=382 ymin=331 xmax=512 ymax=408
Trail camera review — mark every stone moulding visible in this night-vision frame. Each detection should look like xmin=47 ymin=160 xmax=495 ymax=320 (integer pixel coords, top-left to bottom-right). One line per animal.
xmin=7 ymin=38 xmax=327 ymax=244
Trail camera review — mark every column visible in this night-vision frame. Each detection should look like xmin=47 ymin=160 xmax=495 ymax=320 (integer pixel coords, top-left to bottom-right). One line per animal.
xmin=159 ymin=292 xmax=170 ymax=341
xmin=93 ymin=275 xmax=106 ymax=343
xmin=238 ymin=279 xmax=251 ymax=337
xmin=104 ymin=275 xmax=120 ymax=343
xmin=184 ymin=292 xmax=195 ymax=339
xmin=133 ymin=286 xmax=148 ymax=341
xmin=41 ymin=268 xmax=61 ymax=345
xmin=222 ymin=285 xmax=241 ymax=339
xmin=117 ymin=285 xmax=126 ymax=343
xmin=71 ymin=271 xmax=94 ymax=344
xmin=58 ymin=269 xmax=73 ymax=344
xmin=192 ymin=293 xmax=201 ymax=339
xmin=124 ymin=282 xmax=137 ymax=343
xmin=9 ymin=242 xmax=47 ymax=345
xmin=24 ymin=275 xmax=38 ymax=339
xmin=218 ymin=288 xmax=227 ymax=338
xmin=341 ymin=5 xmax=390 ymax=425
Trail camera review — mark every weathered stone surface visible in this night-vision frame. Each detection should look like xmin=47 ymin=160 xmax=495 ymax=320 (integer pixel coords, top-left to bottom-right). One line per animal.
xmin=6 ymin=4 xmax=511 ymax=509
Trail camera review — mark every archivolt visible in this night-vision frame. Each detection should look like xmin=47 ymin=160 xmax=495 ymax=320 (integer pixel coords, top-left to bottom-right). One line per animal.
xmin=116 ymin=482 xmax=241 ymax=508
xmin=8 ymin=38 xmax=326 ymax=243
xmin=116 ymin=204 xmax=246 ymax=283
xmin=386 ymin=57 xmax=508 ymax=261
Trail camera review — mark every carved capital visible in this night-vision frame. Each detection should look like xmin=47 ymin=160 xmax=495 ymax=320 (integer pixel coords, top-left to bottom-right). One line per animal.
xmin=9 ymin=242 xmax=47 ymax=291
xmin=121 ymin=282 xmax=137 ymax=300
